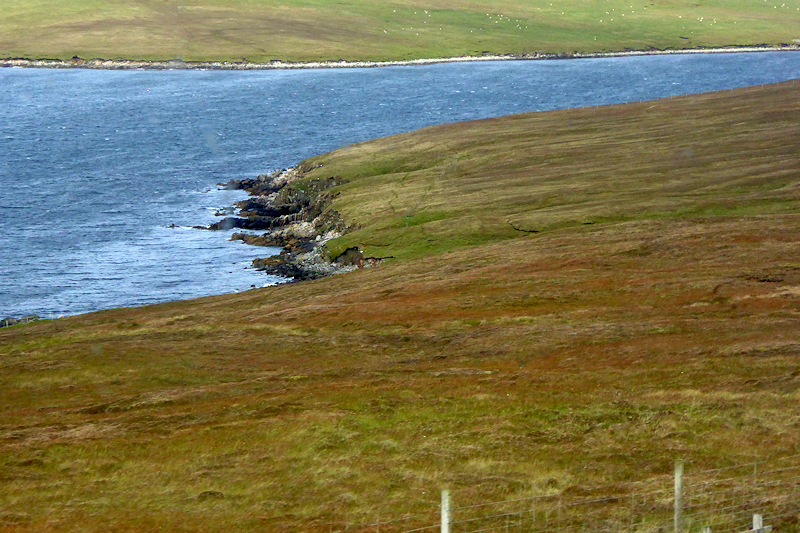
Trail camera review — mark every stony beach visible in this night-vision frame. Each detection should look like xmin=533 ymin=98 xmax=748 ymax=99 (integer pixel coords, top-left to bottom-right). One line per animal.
xmin=2 ymin=45 xmax=798 ymax=70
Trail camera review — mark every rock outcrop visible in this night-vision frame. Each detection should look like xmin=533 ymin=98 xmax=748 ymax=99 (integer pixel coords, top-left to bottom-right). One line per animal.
xmin=1 ymin=315 xmax=39 ymax=328
xmin=209 ymin=167 xmax=364 ymax=281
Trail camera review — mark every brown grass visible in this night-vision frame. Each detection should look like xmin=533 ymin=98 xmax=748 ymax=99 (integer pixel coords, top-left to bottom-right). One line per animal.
xmin=1 ymin=81 xmax=800 ymax=531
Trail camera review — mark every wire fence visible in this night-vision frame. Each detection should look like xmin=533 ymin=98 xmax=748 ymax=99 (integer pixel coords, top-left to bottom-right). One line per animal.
xmin=349 ymin=455 xmax=800 ymax=533
xmin=683 ymin=456 xmax=800 ymax=533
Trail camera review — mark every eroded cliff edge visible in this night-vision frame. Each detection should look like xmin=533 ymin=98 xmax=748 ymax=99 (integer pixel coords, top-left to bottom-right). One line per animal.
xmin=210 ymin=166 xmax=370 ymax=281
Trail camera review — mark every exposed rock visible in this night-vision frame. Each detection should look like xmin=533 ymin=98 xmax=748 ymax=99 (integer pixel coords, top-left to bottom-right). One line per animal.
xmin=209 ymin=167 xmax=376 ymax=281
xmin=234 ymin=200 xmax=296 ymax=218
xmin=278 ymin=221 xmax=316 ymax=240
xmin=334 ymin=247 xmax=364 ymax=267
xmin=252 ymin=254 xmax=331 ymax=281
xmin=231 ymin=233 xmax=275 ymax=247
xmin=1 ymin=315 xmax=39 ymax=328
xmin=207 ymin=216 xmax=275 ymax=231
xmin=252 ymin=231 xmax=358 ymax=281
xmin=217 ymin=168 xmax=298 ymax=195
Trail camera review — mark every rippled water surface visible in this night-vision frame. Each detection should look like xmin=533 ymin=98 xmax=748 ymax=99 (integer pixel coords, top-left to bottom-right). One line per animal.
xmin=2 ymin=52 xmax=799 ymax=317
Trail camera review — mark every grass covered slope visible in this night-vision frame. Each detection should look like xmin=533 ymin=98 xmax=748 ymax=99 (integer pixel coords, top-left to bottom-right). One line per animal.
xmin=309 ymin=81 xmax=800 ymax=261
xmin=1 ymin=0 xmax=800 ymax=62
xmin=2 ymin=81 xmax=800 ymax=531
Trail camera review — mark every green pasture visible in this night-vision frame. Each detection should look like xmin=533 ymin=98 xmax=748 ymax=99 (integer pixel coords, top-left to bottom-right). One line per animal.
xmin=1 ymin=0 xmax=799 ymax=62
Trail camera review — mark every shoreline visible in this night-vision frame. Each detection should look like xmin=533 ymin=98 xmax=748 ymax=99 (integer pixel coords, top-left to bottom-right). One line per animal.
xmin=208 ymin=167 xmax=362 ymax=282
xmin=2 ymin=45 xmax=798 ymax=70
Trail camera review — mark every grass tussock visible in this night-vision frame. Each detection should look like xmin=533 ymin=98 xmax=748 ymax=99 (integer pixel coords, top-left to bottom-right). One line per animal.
xmin=2 ymin=81 xmax=800 ymax=531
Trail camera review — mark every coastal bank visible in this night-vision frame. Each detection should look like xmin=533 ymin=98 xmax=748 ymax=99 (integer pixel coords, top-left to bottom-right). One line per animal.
xmin=2 ymin=45 xmax=798 ymax=70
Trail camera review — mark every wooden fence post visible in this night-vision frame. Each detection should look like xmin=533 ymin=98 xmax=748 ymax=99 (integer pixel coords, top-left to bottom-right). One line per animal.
xmin=675 ymin=460 xmax=684 ymax=533
xmin=441 ymin=489 xmax=451 ymax=533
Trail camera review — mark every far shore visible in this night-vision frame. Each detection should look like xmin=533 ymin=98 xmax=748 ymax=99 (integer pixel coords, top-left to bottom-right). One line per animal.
xmin=2 ymin=45 xmax=799 ymax=70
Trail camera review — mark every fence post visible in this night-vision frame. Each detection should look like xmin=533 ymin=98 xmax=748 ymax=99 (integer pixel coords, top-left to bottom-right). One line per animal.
xmin=441 ymin=489 xmax=451 ymax=533
xmin=630 ymin=486 xmax=635 ymax=532
xmin=675 ymin=460 xmax=684 ymax=533
xmin=752 ymin=513 xmax=773 ymax=532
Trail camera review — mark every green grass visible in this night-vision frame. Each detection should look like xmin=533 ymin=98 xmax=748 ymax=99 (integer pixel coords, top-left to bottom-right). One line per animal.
xmin=2 ymin=82 xmax=800 ymax=531
xmin=302 ymin=81 xmax=800 ymax=260
xmin=1 ymin=0 xmax=800 ymax=62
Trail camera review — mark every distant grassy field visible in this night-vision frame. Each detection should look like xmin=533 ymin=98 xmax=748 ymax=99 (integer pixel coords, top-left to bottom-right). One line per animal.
xmin=1 ymin=0 xmax=800 ymax=62
xmin=2 ymin=81 xmax=799 ymax=531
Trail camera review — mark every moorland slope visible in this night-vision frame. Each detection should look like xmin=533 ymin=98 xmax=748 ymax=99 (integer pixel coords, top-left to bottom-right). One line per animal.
xmin=1 ymin=81 xmax=799 ymax=532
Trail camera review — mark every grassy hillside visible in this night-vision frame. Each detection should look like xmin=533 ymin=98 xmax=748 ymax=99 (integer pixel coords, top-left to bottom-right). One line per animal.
xmin=1 ymin=0 xmax=799 ymax=62
xmin=2 ymin=81 xmax=800 ymax=532
xmin=308 ymin=82 xmax=800 ymax=261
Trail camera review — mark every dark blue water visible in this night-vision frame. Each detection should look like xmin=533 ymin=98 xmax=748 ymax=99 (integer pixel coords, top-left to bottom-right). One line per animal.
xmin=2 ymin=52 xmax=799 ymax=318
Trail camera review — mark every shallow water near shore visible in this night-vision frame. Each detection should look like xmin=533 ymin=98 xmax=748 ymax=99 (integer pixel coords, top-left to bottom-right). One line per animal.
xmin=2 ymin=51 xmax=799 ymax=318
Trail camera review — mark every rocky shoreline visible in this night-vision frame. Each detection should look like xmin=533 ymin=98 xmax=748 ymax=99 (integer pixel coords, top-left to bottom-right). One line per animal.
xmin=207 ymin=166 xmax=368 ymax=282
xmin=2 ymin=45 xmax=798 ymax=70
xmin=1 ymin=315 xmax=39 ymax=328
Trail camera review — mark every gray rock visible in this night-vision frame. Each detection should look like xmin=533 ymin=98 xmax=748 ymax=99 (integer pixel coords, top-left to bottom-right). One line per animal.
xmin=1 ymin=315 xmax=39 ymax=328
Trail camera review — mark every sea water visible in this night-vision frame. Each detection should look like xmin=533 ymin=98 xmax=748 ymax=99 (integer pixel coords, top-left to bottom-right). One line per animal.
xmin=2 ymin=52 xmax=799 ymax=317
